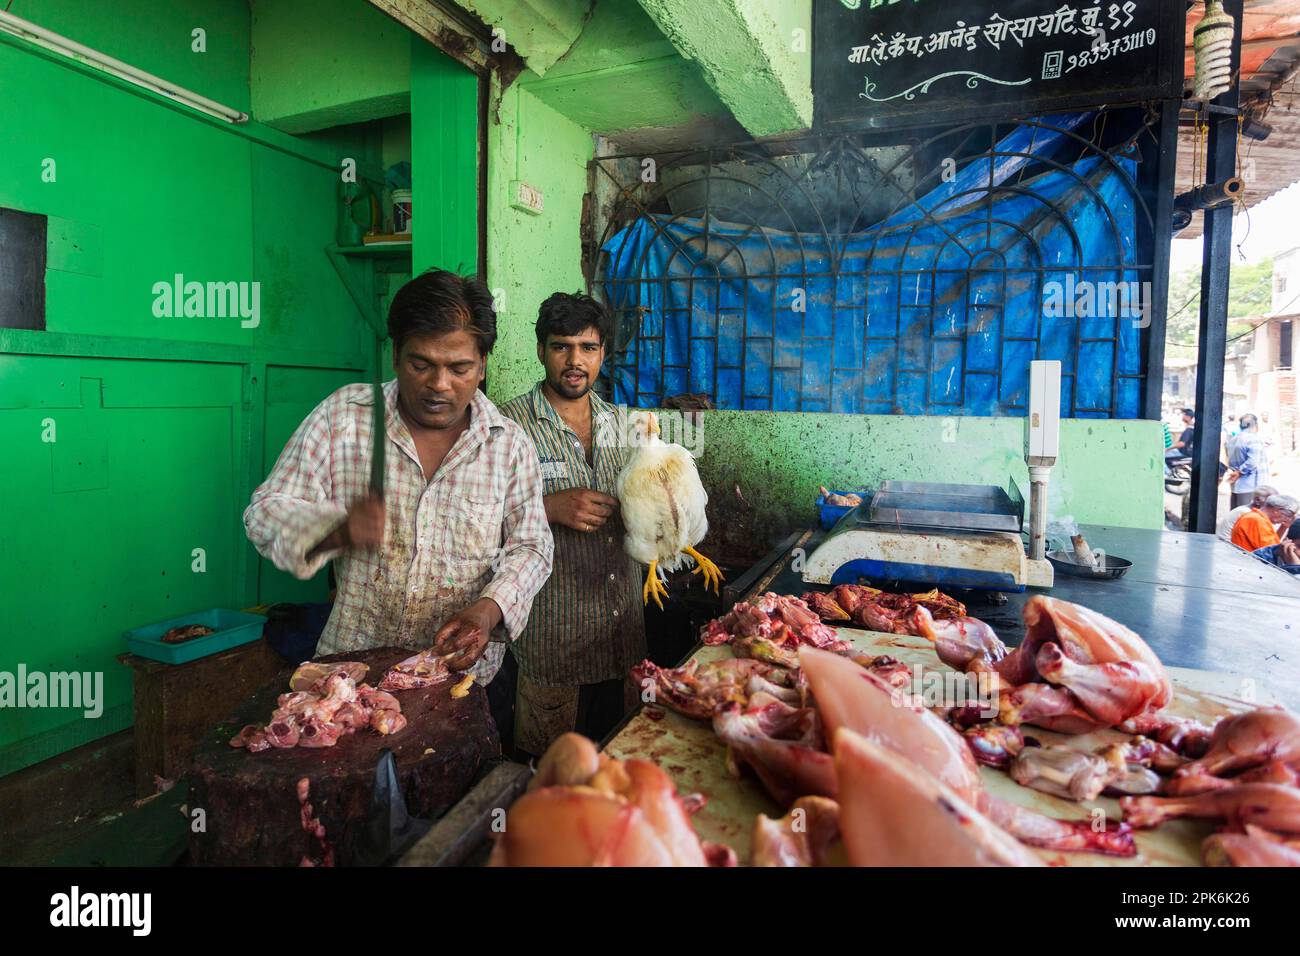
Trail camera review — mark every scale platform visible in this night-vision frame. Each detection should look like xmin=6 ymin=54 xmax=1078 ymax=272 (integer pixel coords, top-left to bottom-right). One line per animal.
xmin=801 ymin=480 xmax=1054 ymax=591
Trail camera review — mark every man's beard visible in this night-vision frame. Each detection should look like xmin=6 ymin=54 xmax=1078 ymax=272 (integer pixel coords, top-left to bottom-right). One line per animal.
xmin=552 ymin=372 xmax=591 ymax=399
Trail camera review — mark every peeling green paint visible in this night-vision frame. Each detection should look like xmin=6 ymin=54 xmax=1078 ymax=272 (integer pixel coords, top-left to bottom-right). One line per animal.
xmin=519 ymin=0 xmax=730 ymax=133
xmin=636 ymin=0 xmax=812 ymax=136
xmin=459 ymin=0 xmax=593 ymax=76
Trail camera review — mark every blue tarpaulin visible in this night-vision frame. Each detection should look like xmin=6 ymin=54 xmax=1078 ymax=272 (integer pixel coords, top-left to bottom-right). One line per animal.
xmin=601 ymin=115 xmax=1145 ymax=418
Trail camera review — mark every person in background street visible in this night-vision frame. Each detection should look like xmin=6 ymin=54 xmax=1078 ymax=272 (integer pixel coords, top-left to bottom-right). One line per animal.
xmin=1226 ymin=413 xmax=1270 ymax=509
xmin=244 ymin=270 xmax=554 ymax=687
xmin=1216 ymin=484 xmax=1278 ymax=542
xmin=1169 ymin=408 xmax=1195 ymax=459
xmin=1230 ymin=493 xmax=1297 ymax=553
xmin=498 ymin=292 xmax=647 ymax=757
xmin=1253 ymin=537 xmax=1300 ymax=574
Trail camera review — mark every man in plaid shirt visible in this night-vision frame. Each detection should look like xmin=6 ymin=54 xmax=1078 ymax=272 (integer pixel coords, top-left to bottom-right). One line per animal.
xmin=244 ymin=271 xmax=553 ymax=684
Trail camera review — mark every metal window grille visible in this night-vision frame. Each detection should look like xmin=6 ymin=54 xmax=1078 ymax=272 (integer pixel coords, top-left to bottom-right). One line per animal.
xmin=591 ymin=107 xmax=1166 ymax=418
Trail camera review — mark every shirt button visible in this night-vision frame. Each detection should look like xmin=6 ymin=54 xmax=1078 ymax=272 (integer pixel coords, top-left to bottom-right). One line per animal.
xmin=608 ymin=573 xmax=616 ymax=581
xmin=612 ymin=610 xmax=619 ymax=618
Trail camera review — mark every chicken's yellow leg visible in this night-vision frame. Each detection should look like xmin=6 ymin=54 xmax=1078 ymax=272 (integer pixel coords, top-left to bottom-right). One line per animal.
xmin=685 ymin=546 xmax=724 ymax=595
xmin=643 ymin=560 xmax=669 ymax=609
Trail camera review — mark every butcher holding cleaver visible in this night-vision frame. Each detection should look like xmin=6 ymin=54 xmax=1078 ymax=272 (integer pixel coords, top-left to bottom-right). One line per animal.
xmin=243 ymin=271 xmax=554 ymax=684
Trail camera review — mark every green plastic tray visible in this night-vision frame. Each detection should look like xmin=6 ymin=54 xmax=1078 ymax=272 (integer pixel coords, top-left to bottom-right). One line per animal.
xmin=124 ymin=608 xmax=267 ymax=664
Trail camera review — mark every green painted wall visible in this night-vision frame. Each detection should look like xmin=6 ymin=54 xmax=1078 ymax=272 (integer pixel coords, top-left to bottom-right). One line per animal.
xmin=660 ymin=412 xmax=1165 ymax=547
xmin=518 ymin=0 xmax=730 ymax=134
xmin=0 ymin=1 xmax=391 ymax=776
xmin=3 ymin=0 xmax=252 ymax=109
xmin=484 ymin=77 xmax=594 ymax=402
xmin=250 ymin=0 xmax=411 ymax=133
xmin=637 ymin=0 xmax=812 ymax=135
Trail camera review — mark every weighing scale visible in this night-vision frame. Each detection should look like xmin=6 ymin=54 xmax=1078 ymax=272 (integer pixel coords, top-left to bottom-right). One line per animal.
xmin=801 ymin=361 xmax=1061 ymax=592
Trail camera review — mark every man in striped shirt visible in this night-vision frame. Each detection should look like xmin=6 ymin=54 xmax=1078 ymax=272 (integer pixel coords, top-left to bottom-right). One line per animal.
xmin=244 ymin=271 xmax=553 ymax=686
xmin=499 ymin=293 xmax=646 ymax=755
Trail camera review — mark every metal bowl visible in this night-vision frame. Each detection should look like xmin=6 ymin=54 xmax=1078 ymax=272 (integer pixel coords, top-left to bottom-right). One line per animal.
xmin=1046 ymin=550 xmax=1133 ymax=580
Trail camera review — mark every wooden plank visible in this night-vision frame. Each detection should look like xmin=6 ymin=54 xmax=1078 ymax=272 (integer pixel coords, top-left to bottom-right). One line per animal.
xmin=604 ymin=626 xmax=1274 ymax=867
xmin=397 ymin=761 xmax=531 ymax=867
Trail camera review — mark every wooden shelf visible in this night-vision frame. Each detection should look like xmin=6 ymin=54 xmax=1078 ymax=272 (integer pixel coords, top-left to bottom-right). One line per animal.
xmin=332 ymin=241 xmax=412 ymax=259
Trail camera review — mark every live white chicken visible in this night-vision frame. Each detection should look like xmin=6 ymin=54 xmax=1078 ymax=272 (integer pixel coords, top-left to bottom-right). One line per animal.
xmin=616 ymin=410 xmax=723 ymax=608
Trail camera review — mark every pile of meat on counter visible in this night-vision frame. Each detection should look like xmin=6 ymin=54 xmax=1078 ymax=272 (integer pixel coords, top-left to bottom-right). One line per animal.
xmin=595 ymin=588 xmax=1300 ymax=868
xmin=229 ymin=649 xmax=451 ymax=753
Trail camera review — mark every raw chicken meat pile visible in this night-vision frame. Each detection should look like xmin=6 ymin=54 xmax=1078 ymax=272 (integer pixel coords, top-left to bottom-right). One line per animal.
xmin=501 ymin=589 xmax=1300 ymax=867
xmin=229 ymin=659 xmax=416 ymax=753
xmin=699 ymin=592 xmax=855 ymax=666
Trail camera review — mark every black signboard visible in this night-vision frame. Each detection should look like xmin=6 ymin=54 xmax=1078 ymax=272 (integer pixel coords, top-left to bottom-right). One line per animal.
xmin=814 ymin=0 xmax=1187 ymax=129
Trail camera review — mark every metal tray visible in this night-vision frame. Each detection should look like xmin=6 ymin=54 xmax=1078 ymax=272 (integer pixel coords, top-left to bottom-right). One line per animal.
xmin=1047 ymin=550 xmax=1133 ymax=580
xmin=862 ymin=480 xmax=1023 ymax=533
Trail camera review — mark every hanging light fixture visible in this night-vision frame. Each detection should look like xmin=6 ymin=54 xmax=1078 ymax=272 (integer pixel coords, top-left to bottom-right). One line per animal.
xmin=1193 ymin=0 xmax=1236 ymax=103
xmin=0 ymin=9 xmax=248 ymax=124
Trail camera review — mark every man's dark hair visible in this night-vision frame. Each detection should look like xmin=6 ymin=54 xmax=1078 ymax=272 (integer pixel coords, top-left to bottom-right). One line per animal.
xmin=535 ymin=291 xmax=612 ymax=346
xmin=1181 ymin=408 xmax=1194 ymax=418
xmin=1240 ymin=413 xmax=1259 ymax=430
xmin=388 ymin=269 xmax=497 ymax=355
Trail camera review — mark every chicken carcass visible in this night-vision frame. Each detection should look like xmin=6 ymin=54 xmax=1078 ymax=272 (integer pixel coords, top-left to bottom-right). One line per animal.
xmin=805 ymin=584 xmax=969 ymax=636
xmin=1167 ymin=707 xmax=1300 ymax=793
xmin=378 ymin=649 xmax=450 ymax=691
xmin=616 ymin=410 xmax=723 ymax=608
xmin=629 ymin=657 xmax=797 ymax=720
xmin=490 ymin=734 xmax=734 ymax=867
xmin=933 ymin=596 xmax=1171 ymax=734
xmin=1118 ymin=712 xmax=1215 ymax=757
xmin=835 ymin=728 xmax=1044 ymax=867
xmin=799 ymin=647 xmax=1136 ymax=856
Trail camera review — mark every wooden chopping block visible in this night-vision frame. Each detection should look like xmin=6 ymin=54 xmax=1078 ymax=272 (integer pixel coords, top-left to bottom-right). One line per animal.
xmin=188 ymin=647 xmax=500 ymax=866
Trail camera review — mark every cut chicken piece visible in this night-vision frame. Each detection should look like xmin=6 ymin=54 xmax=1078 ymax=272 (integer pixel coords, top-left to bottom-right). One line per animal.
xmin=289 ymin=660 xmax=367 ymax=692
xmin=378 ymin=648 xmax=451 ymax=691
xmin=713 ymin=698 xmax=836 ymax=806
xmin=1122 ymin=783 xmax=1300 ymax=832
xmin=752 ymin=796 xmax=844 ymax=867
xmin=834 ymin=728 xmax=1043 ymax=867
xmin=529 ymin=733 xmax=601 ymax=791
xmin=1034 ymin=643 xmax=1167 ymax=728
xmin=629 ymin=657 xmax=794 ymax=720
xmin=1203 ymin=831 xmax=1300 ymax=867
xmin=1173 ymin=707 xmax=1300 ymax=780
xmin=1011 ymin=745 xmax=1118 ymax=802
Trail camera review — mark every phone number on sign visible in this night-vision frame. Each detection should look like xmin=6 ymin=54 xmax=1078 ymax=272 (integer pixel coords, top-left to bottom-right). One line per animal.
xmin=1067 ymin=28 xmax=1158 ymax=73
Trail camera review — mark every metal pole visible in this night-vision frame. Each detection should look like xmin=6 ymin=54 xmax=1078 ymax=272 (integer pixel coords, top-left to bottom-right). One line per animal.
xmin=1189 ymin=0 xmax=1244 ymax=533
xmin=1142 ymin=99 xmax=1181 ymax=421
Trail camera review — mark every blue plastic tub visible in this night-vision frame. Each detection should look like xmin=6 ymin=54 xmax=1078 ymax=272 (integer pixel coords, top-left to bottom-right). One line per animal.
xmin=124 ymin=608 xmax=267 ymax=665
xmin=816 ymin=489 xmax=866 ymax=530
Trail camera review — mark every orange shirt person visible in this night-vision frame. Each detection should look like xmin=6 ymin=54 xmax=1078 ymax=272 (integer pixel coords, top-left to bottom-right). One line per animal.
xmin=1231 ymin=495 xmax=1298 ymax=552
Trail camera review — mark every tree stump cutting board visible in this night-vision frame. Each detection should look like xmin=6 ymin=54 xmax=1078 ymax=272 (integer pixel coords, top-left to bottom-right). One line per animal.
xmin=188 ymin=648 xmax=500 ymax=866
